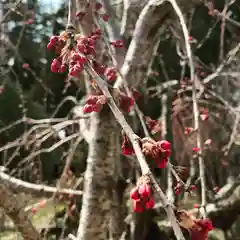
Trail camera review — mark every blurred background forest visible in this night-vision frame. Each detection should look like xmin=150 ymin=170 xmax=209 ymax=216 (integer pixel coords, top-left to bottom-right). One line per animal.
xmin=0 ymin=0 xmax=240 ymax=239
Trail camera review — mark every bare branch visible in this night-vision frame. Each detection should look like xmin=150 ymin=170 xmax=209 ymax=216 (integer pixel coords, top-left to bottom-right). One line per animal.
xmin=120 ymin=0 xmax=130 ymax=36
xmin=168 ymin=0 xmax=207 ymax=217
xmin=0 ymin=170 xmax=83 ymax=197
xmin=0 ymin=0 xmax=23 ymax=24
xmin=223 ymin=110 xmax=240 ymax=156
xmin=114 ymin=0 xmax=167 ymax=88
xmin=203 ymin=42 xmax=240 ymax=85
xmin=10 ymin=133 xmax=80 ymax=175
xmin=73 ymin=105 xmax=93 ymax=143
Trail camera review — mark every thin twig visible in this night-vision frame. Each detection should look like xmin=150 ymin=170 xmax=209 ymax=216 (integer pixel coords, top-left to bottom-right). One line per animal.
xmin=223 ymin=111 xmax=240 ymax=156
xmin=0 ymin=0 xmax=23 ymax=24
xmin=0 ymin=170 xmax=83 ymax=197
xmin=120 ymin=0 xmax=130 ymax=36
xmin=203 ymin=42 xmax=240 ymax=85
xmin=168 ymin=0 xmax=207 ymax=217
xmin=10 ymin=133 xmax=79 ymax=175
xmin=219 ymin=0 xmax=228 ymax=61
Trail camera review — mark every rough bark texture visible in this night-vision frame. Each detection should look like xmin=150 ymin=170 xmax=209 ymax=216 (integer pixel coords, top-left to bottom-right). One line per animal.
xmin=114 ymin=0 xmax=202 ymax=89
xmin=110 ymin=172 xmax=128 ymax=240
xmin=0 ymin=182 xmax=41 ymax=240
xmin=76 ymin=108 xmax=118 ymax=240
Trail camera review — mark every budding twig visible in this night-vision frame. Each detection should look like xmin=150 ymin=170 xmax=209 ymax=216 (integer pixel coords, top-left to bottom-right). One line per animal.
xmin=167 ymin=0 xmax=207 ymax=216
xmin=86 ymin=62 xmax=185 ymax=240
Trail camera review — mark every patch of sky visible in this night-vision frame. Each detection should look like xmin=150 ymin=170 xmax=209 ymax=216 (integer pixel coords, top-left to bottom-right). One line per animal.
xmin=39 ymin=0 xmax=62 ymax=13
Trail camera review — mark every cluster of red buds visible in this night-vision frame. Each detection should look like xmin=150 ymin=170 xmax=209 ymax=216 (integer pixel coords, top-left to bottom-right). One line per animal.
xmin=145 ymin=116 xmax=162 ymax=135
xmin=121 ymin=136 xmax=171 ymax=169
xmin=48 ymin=28 xmax=101 ymax=76
xmin=110 ymin=40 xmax=124 ymax=48
xmin=119 ymin=93 xmax=134 ymax=112
xmin=77 ymin=28 xmax=101 ymax=54
xmin=174 ymin=182 xmax=182 ymax=195
xmin=50 ymin=58 xmax=66 ymax=74
xmin=190 ymin=218 xmax=213 ymax=239
xmin=69 ymin=53 xmax=87 ymax=77
xmin=175 ymin=210 xmax=213 ymax=239
xmin=141 ymin=138 xmax=171 ymax=169
xmin=47 ymin=35 xmax=66 ymax=55
xmin=121 ymin=132 xmax=134 ymax=155
xmin=92 ymin=62 xmax=118 ymax=82
xmin=174 ymin=182 xmax=197 ymax=195
xmin=94 ymin=2 xmax=109 ymax=22
xmin=130 ymin=183 xmax=155 ymax=212
xmin=192 ymin=146 xmax=200 ymax=153
xmin=104 ymin=67 xmax=117 ymax=81
xmin=83 ymin=94 xmax=107 ymax=113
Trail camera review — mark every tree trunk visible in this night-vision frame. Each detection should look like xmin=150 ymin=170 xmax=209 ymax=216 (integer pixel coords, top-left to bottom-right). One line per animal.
xmin=76 ymin=108 xmax=119 ymax=240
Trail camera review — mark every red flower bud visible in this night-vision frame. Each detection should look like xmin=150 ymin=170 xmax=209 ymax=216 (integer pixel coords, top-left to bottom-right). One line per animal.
xmin=39 ymin=200 xmax=46 ymax=208
xmin=184 ymin=127 xmax=193 ymax=134
xmin=133 ymin=200 xmax=144 ymax=213
xmin=145 ymin=198 xmax=155 ymax=209
xmin=22 ymin=63 xmax=29 ymax=69
xmin=51 ymin=58 xmax=61 ymax=73
xmin=192 ymin=147 xmax=200 ymax=153
xmin=193 ymin=203 xmax=199 ymax=208
xmin=130 ymin=187 xmax=140 ymax=200
xmin=31 ymin=207 xmax=37 ymax=214
xmin=87 ymin=95 xmax=98 ymax=105
xmin=102 ymin=14 xmax=109 ymax=22
xmin=121 ymin=134 xmax=135 ymax=155
xmin=138 ymin=184 xmax=151 ymax=199
xmin=157 ymin=158 xmax=168 ymax=169
xmin=190 ymin=185 xmax=197 ymax=191
xmin=83 ymin=104 xmax=93 ymax=113
xmin=158 ymin=140 xmax=171 ymax=151
xmin=92 ymin=103 xmax=102 ymax=112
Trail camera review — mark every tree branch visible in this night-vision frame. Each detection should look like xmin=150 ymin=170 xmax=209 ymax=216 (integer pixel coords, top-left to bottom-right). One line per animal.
xmin=86 ymin=63 xmax=185 ymax=240
xmin=168 ymin=0 xmax=207 ymax=216
xmin=0 ymin=170 xmax=83 ymax=197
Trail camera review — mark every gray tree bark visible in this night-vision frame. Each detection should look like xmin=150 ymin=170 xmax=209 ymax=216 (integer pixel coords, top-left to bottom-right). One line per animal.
xmin=76 ymin=110 xmax=118 ymax=239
